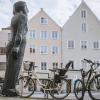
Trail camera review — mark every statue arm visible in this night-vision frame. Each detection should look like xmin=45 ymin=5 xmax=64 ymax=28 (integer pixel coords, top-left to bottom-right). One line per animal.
xmin=14 ymin=14 xmax=27 ymax=47
xmin=12 ymin=14 xmax=27 ymax=59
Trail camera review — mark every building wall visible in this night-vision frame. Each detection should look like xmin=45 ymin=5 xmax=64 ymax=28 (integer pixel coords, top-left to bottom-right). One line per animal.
xmin=23 ymin=9 xmax=62 ymax=74
xmin=0 ymin=29 xmax=11 ymax=77
xmin=62 ymin=2 xmax=100 ymax=70
xmin=62 ymin=2 xmax=100 ymax=91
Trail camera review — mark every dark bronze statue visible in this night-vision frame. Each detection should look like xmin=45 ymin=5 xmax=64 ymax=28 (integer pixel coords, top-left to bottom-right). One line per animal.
xmin=2 ymin=1 xmax=28 ymax=96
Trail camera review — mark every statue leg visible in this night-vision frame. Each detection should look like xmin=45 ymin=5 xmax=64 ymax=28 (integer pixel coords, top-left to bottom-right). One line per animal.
xmin=13 ymin=39 xmax=26 ymax=88
xmin=2 ymin=39 xmax=26 ymax=96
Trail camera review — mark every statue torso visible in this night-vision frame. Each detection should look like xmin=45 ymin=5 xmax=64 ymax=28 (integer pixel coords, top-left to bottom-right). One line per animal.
xmin=11 ymin=13 xmax=28 ymax=42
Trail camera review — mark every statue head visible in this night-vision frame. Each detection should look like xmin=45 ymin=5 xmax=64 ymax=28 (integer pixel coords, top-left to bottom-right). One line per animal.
xmin=13 ymin=1 xmax=29 ymax=15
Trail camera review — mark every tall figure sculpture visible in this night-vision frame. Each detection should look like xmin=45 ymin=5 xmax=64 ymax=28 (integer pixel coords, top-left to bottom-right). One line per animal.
xmin=2 ymin=1 xmax=28 ymax=96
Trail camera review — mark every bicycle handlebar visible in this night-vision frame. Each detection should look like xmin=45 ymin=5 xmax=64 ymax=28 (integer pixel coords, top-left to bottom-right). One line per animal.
xmin=83 ymin=58 xmax=100 ymax=69
xmin=84 ymin=59 xmax=93 ymax=64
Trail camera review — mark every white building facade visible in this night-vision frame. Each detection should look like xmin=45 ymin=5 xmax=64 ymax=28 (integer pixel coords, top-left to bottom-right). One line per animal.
xmin=0 ymin=28 xmax=11 ymax=77
xmin=62 ymin=1 xmax=100 ymax=90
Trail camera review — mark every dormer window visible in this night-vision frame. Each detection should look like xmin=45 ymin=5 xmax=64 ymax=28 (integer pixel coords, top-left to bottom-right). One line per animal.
xmin=40 ymin=17 xmax=48 ymax=24
xmin=81 ymin=10 xmax=86 ymax=18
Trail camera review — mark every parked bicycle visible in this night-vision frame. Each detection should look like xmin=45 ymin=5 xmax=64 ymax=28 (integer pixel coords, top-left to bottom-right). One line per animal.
xmin=74 ymin=58 xmax=100 ymax=100
xmin=16 ymin=61 xmax=73 ymax=100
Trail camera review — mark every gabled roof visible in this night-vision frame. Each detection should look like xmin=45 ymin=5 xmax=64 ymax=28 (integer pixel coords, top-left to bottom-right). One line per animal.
xmin=63 ymin=1 xmax=100 ymax=27
xmin=28 ymin=8 xmax=61 ymax=28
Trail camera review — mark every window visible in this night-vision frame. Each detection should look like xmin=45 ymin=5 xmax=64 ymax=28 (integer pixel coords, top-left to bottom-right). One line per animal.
xmin=8 ymin=33 xmax=12 ymax=41
xmin=82 ymin=23 xmax=86 ymax=32
xmin=81 ymin=41 xmax=87 ymax=49
xmin=93 ymin=41 xmax=99 ymax=49
xmin=41 ymin=62 xmax=47 ymax=70
xmin=30 ymin=48 xmax=32 ymax=53
xmin=40 ymin=17 xmax=48 ymax=24
xmin=0 ymin=47 xmax=6 ymax=55
xmin=40 ymin=31 xmax=47 ymax=39
xmin=52 ymin=46 xmax=58 ymax=54
xmin=51 ymin=31 xmax=58 ymax=40
xmin=30 ymin=30 xmax=36 ymax=39
xmin=81 ymin=10 xmax=86 ymax=18
xmin=40 ymin=46 xmax=48 ymax=54
xmin=52 ymin=62 xmax=58 ymax=69
xmin=0 ymin=62 xmax=6 ymax=70
xmin=30 ymin=45 xmax=35 ymax=53
xmin=67 ymin=40 xmax=74 ymax=49
xmin=24 ymin=62 xmax=35 ymax=71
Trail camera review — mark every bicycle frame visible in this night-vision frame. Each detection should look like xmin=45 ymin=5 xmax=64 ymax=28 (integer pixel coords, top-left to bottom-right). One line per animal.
xmin=29 ymin=70 xmax=56 ymax=91
xmin=22 ymin=60 xmax=73 ymax=92
xmin=81 ymin=64 xmax=97 ymax=90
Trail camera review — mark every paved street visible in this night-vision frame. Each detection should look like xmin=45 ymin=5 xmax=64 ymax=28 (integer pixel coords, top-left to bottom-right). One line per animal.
xmin=0 ymin=92 xmax=99 ymax=100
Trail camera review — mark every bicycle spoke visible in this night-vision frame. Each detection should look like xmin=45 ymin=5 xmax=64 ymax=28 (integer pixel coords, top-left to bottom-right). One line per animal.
xmin=49 ymin=79 xmax=70 ymax=99
xmin=16 ymin=76 xmax=35 ymax=97
xmin=74 ymin=79 xmax=84 ymax=100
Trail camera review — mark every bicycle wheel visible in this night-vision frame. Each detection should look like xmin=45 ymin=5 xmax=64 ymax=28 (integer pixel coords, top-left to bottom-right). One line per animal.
xmin=74 ymin=79 xmax=85 ymax=100
xmin=49 ymin=78 xmax=70 ymax=100
xmin=16 ymin=76 xmax=35 ymax=98
xmin=88 ymin=74 xmax=100 ymax=100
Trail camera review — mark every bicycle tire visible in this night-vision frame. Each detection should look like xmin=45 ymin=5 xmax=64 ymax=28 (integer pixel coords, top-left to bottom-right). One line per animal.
xmin=74 ymin=79 xmax=85 ymax=100
xmin=16 ymin=76 xmax=35 ymax=98
xmin=88 ymin=74 xmax=100 ymax=100
xmin=49 ymin=78 xmax=70 ymax=100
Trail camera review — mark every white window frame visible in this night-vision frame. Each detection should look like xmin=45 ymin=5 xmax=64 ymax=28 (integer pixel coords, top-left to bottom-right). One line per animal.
xmin=52 ymin=46 xmax=58 ymax=54
xmin=81 ymin=10 xmax=86 ymax=18
xmin=51 ymin=31 xmax=58 ymax=40
xmin=30 ymin=30 xmax=36 ymax=39
xmin=41 ymin=62 xmax=47 ymax=70
xmin=40 ymin=46 xmax=48 ymax=54
xmin=67 ymin=40 xmax=75 ymax=49
xmin=93 ymin=41 xmax=99 ymax=50
xmin=30 ymin=45 xmax=36 ymax=53
xmin=52 ymin=62 xmax=58 ymax=69
xmin=40 ymin=17 xmax=48 ymax=25
xmin=40 ymin=31 xmax=47 ymax=40
xmin=81 ymin=23 xmax=87 ymax=32
xmin=80 ymin=40 xmax=88 ymax=49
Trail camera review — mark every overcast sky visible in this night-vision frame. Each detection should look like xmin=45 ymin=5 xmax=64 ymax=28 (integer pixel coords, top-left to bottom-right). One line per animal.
xmin=0 ymin=0 xmax=100 ymax=29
